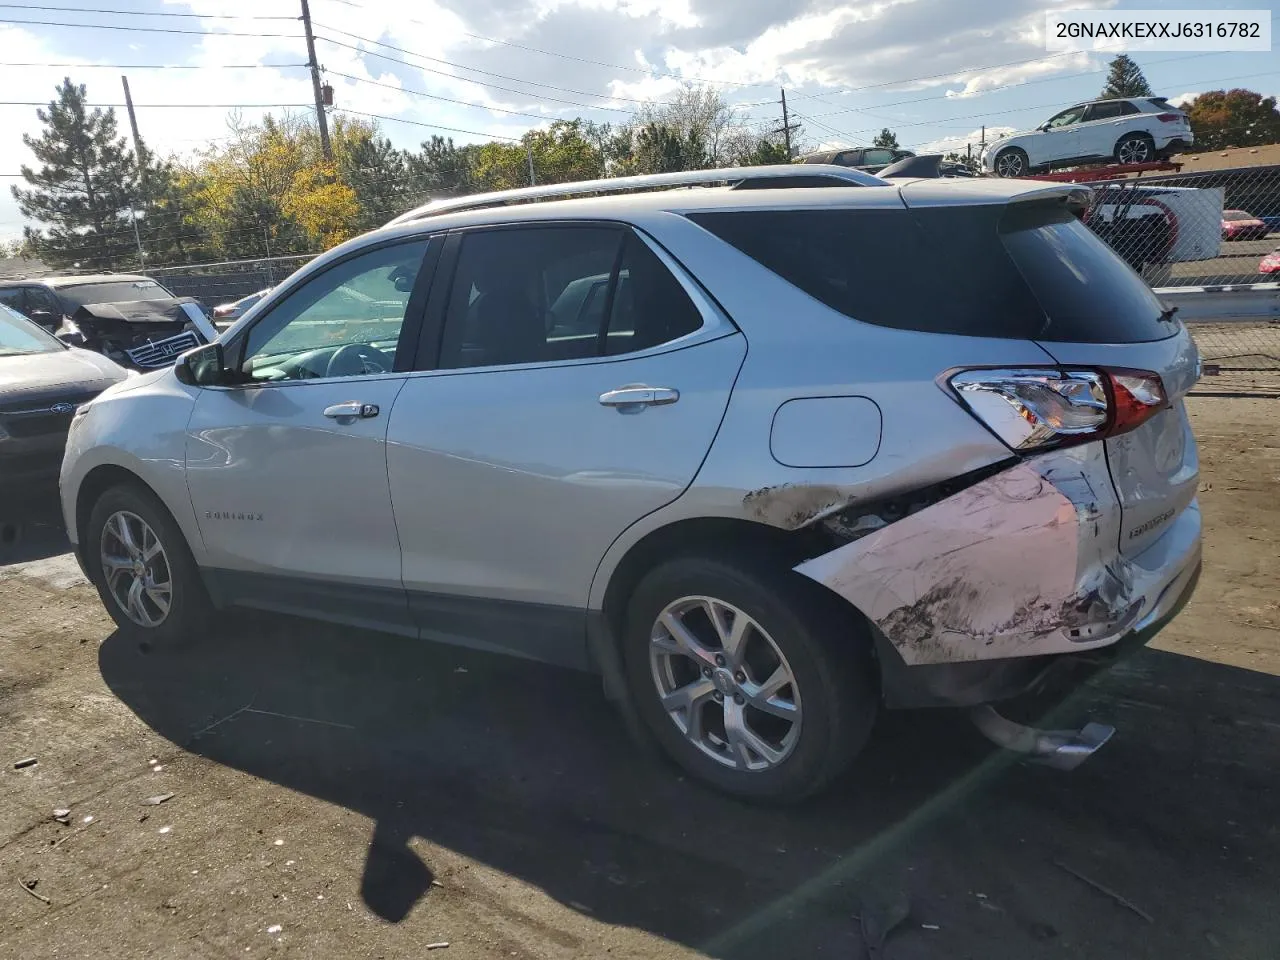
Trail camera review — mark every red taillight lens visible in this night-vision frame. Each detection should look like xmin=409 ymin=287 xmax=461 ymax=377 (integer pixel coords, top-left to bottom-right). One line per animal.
xmin=1106 ymin=369 xmax=1167 ymax=437
xmin=1156 ymin=113 xmax=1183 ymax=122
xmin=947 ymin=367 xmax=1166 ymax=452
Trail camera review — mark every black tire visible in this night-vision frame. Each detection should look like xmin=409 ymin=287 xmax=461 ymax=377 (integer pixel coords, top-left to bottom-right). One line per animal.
xmin=1114 ymin=133 xmax=1155 ymax=165
xmin=993 ymin=147 xmax=1029 ymax=178
xmin=622 ymin=552 xmax=877 ymax=802
xmin=86 ymin=482 xmax=212 ymax=645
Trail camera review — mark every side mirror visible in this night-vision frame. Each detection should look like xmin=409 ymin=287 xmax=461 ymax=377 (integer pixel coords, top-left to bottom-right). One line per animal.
xmin=174 ymin=342 xmax=227 ymax=387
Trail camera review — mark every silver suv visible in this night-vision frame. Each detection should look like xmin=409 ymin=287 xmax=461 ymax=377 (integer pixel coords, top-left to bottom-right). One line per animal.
xmin=60 ymin=166 xmax=1202 ymax=802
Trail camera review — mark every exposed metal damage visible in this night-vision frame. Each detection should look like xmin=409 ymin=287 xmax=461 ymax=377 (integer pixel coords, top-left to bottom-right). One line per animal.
xmin=794 ymin=444 xmax=1153 ymax=665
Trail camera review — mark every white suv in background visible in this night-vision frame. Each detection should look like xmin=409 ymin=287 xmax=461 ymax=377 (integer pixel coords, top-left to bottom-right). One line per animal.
xmin=983 ymin=97 xmax=1194 ymax=177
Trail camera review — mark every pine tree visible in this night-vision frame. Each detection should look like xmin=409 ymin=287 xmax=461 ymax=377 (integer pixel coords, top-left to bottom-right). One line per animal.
xmin=12 ymin=78 xmax=141 ymax=270
xmin=872 ymin=128 xmax=899 ymax=149
xmin=1100 ymin=55 xmax=1154 ymax=99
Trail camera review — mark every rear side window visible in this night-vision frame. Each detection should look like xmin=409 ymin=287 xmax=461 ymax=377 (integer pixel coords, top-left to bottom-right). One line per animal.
xmin=689 ymin=205 xmax=1172 ymax=343
xmin=439 ymin=226 xmax=702 ymax=370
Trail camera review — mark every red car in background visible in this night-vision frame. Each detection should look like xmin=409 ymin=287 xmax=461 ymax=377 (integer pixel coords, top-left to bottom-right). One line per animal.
xmin=1222 ymin=209 xmax=1269 ymax=241
xmin=1259 ymin=248 xmax=1280 ymax=276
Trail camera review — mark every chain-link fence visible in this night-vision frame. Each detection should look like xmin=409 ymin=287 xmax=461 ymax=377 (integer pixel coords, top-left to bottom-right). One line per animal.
xmin=147 ymin=254 xmax=317 ymax=310
xmin=1058 ymin=162 xmax=1280 ymax=397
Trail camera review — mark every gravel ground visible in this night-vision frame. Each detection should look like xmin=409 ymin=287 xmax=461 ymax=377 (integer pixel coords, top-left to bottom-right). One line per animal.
xmin=1 ymin=398 xmax=1278 ymax=960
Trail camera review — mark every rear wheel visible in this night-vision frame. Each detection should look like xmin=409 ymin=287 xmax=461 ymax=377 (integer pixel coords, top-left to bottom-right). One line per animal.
xmin=622 ymin=554 xmax=877 ymax=802
xmin=87 ymin=483 xmax=211 ymax=645
xmin=1115 ymin=133 xmax=1154 ymax=165
xmin=993 ymin=147 xmax=1029 ymax=178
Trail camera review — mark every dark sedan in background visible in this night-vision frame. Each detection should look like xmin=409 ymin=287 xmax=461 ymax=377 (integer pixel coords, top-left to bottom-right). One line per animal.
xmin=0 ymin=304 xmax=129 ymax=518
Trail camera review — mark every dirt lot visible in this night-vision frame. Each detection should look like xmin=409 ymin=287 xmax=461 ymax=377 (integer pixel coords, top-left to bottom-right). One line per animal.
xmin=2 ymin=399 xmax=1278 ymax=960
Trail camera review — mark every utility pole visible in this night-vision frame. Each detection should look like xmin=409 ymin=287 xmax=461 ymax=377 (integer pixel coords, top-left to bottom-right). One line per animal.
xmin=120 ymin=75 xmax=146 ymax=267
xmin=527 ymin=145 xmax=536 ymax=186
xmin=121 ymin=76 xmax=147 ymax=193
xmin=300 ymin=0 xmax=332 ymax=160
xmin=781 ymin=88 xmax=792 ymax=159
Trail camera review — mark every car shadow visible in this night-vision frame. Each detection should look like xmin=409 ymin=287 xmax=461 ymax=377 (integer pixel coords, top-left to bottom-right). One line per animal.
xmin=99 ymin=616 xmax=1280 ymax=959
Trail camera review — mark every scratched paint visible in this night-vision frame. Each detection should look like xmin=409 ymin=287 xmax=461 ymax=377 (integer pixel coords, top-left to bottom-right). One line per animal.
xmin=795 ymin=444 xmax=1147 ymax=665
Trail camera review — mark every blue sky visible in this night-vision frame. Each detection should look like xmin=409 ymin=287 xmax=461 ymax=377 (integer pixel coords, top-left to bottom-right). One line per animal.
xmin=1 ymin=0 xmax=1277 ymax=241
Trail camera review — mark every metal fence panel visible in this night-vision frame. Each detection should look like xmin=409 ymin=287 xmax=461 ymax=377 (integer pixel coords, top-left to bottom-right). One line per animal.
xmin=147 ymin=254 xmax=316 ymax=308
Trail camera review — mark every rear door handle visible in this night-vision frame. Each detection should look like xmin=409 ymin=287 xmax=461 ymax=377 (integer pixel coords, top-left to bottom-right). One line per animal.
xmin=323 ymin=401 xmax=380 ymax=420
xmin=598 ymin=386 xmax=680 ymax=409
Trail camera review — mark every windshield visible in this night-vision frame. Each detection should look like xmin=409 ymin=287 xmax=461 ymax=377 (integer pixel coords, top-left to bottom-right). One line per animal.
xmin=58 ymin=279 xmax=172 ymax=308
xmin=0 ymin=303 xmax=63 ymax=356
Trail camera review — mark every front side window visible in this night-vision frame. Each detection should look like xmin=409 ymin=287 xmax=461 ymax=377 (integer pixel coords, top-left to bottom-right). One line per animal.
xmin=862 ymin=149 xmax=896 ymax=165
xmin=0 ymin=288 xmax=26 ymax=315
xmin=0 ymin=303 xmax=63 ymax=356
xmin=1046 ymin=106 xmax=1086 ymax=128
xmin=240 ymin=240 xmax=428 ymax=382
xmin=438 ymin=226 xmax=703 ymax=371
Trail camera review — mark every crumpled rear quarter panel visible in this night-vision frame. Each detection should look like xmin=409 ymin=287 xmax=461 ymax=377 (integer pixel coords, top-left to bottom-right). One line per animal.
xmin=794 ymin=442 xmax=1149 ymax=665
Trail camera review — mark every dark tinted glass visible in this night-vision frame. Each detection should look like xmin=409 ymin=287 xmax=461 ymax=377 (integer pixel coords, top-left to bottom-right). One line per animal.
xmin=1088 ymin=101 xmax=1124 ymax=120
xmin=0 ymin=288 xmax=25 ymax=312
xmin=440 ymin=227 xmax=703 ymax=369
xmin=689 ymin=204 xmax=1171 ymax=343
xmin=441 ymin=227 xmax=623 ymax=369
xmin=605 ymin=234 xmax=702 ymax=355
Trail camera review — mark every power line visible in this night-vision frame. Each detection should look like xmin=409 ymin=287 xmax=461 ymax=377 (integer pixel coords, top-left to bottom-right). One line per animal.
xmin=326 ymin=69 xmax=584 ymax=123
xmin=0 ymin=62 xmax=308 ymax=70
xmin=316 ymin=0 xmax=767 ymax=90
xmin=0 ymin=3 xmax=297 ymax=18
xmin=805 ymin=52 xmax=1225 ymax=121
xmin=333 ymin=107 xmax=522 ymax=141
xmin=0 ymin=101 xmax=315 ymax=108
xmin=0 ymin=17 xmax=301 ymax=38
xmin=315 ymin=25 xmax=651 ymax=107
xmin=316 ymin=34 xmax=635 ymax=114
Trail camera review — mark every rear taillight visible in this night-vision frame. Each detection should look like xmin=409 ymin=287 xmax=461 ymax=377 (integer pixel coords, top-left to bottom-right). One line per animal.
xmin=946 ymin=367 xmax=1166 ymax=452
xmin=1156 ymin=113 xmax=1184 ymax=123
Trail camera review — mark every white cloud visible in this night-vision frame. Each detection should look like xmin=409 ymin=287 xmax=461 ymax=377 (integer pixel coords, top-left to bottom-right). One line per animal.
xmin=944 ymin=52 xmax=1095 ymax=98
xmin=914 ymin=125 xmax=1015 ymax=155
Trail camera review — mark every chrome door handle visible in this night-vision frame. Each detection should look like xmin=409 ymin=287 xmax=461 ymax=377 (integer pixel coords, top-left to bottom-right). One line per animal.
xmin=598 ymin=386 xmax=680 ymax=408
xmin=323 ymin=401 xmax=380 ymax=420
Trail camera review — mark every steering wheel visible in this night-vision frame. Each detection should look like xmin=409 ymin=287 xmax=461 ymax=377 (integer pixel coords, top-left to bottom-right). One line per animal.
xmin=325 ymin=342 xmax=391 ymax=378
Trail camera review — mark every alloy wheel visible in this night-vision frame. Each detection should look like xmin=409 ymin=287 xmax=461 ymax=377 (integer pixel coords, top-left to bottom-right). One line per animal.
xmin=649 ymin=596 xmax=802 ymax=772
xmin=99 ymin=510 xmax=173 ymax=628
xmin=995 ymin=151 xmax=1024 ymax=177
xmin=1117 ymin=138 xmax=1152 ymax=164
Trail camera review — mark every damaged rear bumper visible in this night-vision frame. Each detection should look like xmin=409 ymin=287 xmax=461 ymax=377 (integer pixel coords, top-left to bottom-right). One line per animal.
xmin=793 ymin=442 xmax=1202 ymax=706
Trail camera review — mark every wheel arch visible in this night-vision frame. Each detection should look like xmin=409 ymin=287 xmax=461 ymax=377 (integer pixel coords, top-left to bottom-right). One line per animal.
xmin=595 ymin=515 xmax=848 ymax=641
xmin=1114 ymin=129 xmax=1156 ymax=156
xmin=75 ymin=464 xmax=154 ymax=561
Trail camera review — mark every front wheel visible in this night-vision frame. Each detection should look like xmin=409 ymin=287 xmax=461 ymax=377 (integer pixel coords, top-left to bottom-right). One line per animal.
xmin=993 ymin=147 xmax=1029 ymax=177
xmin=622 ymin=554 xmax=877 ymax=802
xmin=87 ymin=483 xmax=212 ymax=645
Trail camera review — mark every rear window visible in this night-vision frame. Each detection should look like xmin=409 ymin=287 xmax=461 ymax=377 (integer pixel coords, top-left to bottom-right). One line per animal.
xmin=58 ymin=279 xmax=171 ymax=308
xmin=688 ymin=204 xmax=1173 ymax=343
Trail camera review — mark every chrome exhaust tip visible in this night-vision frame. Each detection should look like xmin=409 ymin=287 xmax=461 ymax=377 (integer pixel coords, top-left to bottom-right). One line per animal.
xmin=970 ymin=704 xmax=1115 ymax=771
